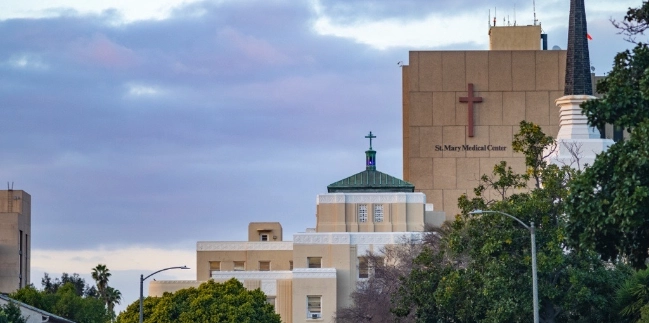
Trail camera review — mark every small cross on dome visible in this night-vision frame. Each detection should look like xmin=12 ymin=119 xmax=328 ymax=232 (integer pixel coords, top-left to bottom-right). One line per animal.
xmin=365 ymin=131 xmax=376 ymax=150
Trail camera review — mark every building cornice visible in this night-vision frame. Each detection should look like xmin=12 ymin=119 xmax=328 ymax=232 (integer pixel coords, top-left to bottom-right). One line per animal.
xmin=197 ymin=241 xmax=293 ymax=251
xmin=317 ymin=192 xmax=425 ymax=204
xmin=292 ymin=268 xmax=337 ymax=279
xmin=293 ymin=232 xmax=423 ymax=245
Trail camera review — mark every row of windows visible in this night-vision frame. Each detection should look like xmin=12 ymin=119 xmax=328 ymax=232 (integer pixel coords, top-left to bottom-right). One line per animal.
xmin=358 ymin=204 xmax=384 ymax=223
xmin=210 ymin=261 xmax=294 ymax=275
xmin=209 ymin=257 xmax=380 ymax=279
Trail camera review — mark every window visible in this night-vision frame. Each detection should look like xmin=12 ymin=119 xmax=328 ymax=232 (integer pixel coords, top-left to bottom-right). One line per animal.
xmin=266 ymin=297 xmax=276 ymax=308
xmin=260 ymin=234 xmax=268 ymax=241
xmin=289 ymin=261 xmax=293 ymax=271
xmin=308 ymin=257 xmax=322 ymax=268
xmin=19 ymin=230 xmax=23 ymax=288
xmin=374 ymin=204 xmax=384 ymax=222
xmin=234 ymin=261 xmax=245 ymax=271
xmin=358 ymin=204 xmax=368 ymax=222
xmin=209 ymin=261 xmax=220 ymax=277
xmin=259 ymin=261 xmax=270 ymax=271
xmin=307 ymin=295 xmax=322 ymax=319
xmin=358 ymin=257 xmax=369 ymax=278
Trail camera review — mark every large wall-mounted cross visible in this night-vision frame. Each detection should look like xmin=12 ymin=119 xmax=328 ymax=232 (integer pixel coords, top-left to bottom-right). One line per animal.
xmin=365 ymin=131 xmax=376 ymax=149
xmin=459 ymin=83 xmax=483 ymax=137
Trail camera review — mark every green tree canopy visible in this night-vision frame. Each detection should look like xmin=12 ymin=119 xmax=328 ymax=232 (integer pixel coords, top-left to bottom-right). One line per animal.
xmin=11 ymin=269 xmax=114 ymax=323
xmin=116 ymin=279 xmax=281 ymax=323
xmin=393 ymin=122 xmax=632 ymax=323
xmin=0 ymin=302 xmax=26 ymax=323
xmin=567 ymin=1 xmax=649 ymax=269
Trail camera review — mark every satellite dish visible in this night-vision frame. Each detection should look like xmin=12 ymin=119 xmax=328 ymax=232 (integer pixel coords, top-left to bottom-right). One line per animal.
xmin=552 ymin=45 xmax=561 ymax=50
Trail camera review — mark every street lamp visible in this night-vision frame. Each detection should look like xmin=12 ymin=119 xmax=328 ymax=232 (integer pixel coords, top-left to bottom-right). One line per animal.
xmin=469 ymin=209 xmax=539 ymax=323
xmin=139 ymin=266 xmax=190 ymax=323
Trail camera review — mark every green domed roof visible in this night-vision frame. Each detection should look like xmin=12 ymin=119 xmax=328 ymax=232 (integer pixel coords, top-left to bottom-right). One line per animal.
xmin=327 ymin=131 xmax=415 ymax=193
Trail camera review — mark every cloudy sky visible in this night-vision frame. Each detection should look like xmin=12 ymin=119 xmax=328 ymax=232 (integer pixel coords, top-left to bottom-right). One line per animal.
xmin=1 ymin=0 xmax=640 ymax=313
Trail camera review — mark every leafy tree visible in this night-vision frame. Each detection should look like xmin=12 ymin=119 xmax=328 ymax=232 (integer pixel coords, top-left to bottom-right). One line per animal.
xmin=394 ymin=122 xmax=632 ymax=323
xmin=116 ymin=279 xmax=280 ymax=323
xmin=11 ymin=269 xmax=115 ymax=323
xmin=42 ymin=272 xmax=89 ymax=296
xmin=567 ymin=2 xmax=649 ymax=270
xmin=0 ymin=301 xmax=26 ymax=323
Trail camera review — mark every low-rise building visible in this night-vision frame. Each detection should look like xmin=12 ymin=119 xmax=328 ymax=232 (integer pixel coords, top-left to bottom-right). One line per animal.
xmin=150 ymin=136 xmax=444 ymax=323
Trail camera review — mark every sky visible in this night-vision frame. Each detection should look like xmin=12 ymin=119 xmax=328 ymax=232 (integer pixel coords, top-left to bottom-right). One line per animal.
xmin=0 ymin=0 xmax=641 ymax=314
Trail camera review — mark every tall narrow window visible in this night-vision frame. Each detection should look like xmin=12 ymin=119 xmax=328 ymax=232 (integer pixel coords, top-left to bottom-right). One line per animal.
xmin=307 ymin=295 xmax=322 ymax=319
xmin=260 ymin=234 xmax=268 ymax=241
xmin=358 ymin=257 xmax=369 ymax=278
xmin=358 ymin=204 xmax=368 ymax=222
xmin=19 ymin=230 xmax=23 ymax=288
xmin=289 ymin=261 xmax=293 ymax=271
xmin=374 ymin=204 xmax=384 ymax=222
xmin=259 ymin=261 xmax=270 ymax=271
xmin=209 ymin=261 xmax=220 ymax=277
xmin=307 ymin=257 xmax=322 ymax=268
xmin=614 ymin=126 xmax=624 ymax=142
xmin=234 ymin=261 xmax=245 ymax=271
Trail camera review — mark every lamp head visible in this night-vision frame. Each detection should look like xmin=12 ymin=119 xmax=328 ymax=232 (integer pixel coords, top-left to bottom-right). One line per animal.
xmin=469 ymin=209 xmax=484 ymax=215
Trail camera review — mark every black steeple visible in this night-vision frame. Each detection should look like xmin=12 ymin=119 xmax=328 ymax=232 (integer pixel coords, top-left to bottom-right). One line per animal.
xmin=564 ymin=0 xmax=593 ymax=95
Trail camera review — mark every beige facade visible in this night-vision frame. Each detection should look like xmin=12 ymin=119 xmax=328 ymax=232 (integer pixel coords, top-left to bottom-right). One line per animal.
xmin=0 ymin=189 xmax=31 ymax=294
xmin=489 ymin=25 xmax=542 ymax=50
xmin=403 ymin=25 xmax=569 ymax=220
xmin=150 ymin=164 xmax=439 ymax=323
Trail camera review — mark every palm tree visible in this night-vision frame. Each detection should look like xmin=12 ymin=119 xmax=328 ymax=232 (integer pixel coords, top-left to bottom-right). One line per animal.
xmin=105 ymin=286 xmax=122 ymax=321
xmin=91 ymin=264 xmax=111 ymax=299
xmin=618 ymin=268 xmax=649 ymax=322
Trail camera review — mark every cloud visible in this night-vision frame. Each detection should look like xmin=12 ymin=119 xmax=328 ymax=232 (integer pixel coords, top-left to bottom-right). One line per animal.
xmin=0 ymin=1 xmax=642 ymax=309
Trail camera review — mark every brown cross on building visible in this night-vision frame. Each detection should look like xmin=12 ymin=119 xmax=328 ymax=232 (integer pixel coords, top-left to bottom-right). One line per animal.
xmin=459 ymin=83 xmax=483 ymax=137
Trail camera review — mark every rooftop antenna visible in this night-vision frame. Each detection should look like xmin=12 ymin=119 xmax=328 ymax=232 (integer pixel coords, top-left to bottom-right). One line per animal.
xmin=494 ymin=7 xmax=497 ymax=26
xmin=514 ymin=3 xmax=517 ymax=26
xmin=533 ymin=0 xmax=538 ymax=25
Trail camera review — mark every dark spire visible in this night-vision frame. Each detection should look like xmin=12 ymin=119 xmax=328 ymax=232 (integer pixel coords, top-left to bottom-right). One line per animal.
xmin=364 ymin=132 xmax=376 ymax=171
xmin=564 ymin=0 xmax=592 ymax=95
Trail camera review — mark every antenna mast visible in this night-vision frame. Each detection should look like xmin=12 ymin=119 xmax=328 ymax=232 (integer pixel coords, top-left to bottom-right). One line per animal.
xmin=533 ymin=0 xmax=538 ymax=25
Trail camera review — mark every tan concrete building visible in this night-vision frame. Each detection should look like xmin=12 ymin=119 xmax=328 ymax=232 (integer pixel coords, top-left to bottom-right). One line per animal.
xmin=401 ymin=24 xmax=615 ymax=220
xmin=0 ymin=189 xmax=31 ymax=294
xmin=150 ymin=140 xmax=444 ymax=323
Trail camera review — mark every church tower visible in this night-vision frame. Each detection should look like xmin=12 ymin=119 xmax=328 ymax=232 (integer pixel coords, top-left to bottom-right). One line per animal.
xmin=547 ymin=0 xmax=613 ymax=168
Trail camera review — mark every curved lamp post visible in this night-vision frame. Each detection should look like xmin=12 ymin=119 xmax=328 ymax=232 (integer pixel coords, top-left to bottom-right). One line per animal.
xmin=139 ymin=266 xmax=190 ymax=323
xmin=470 ymin=209 xmax=538 ymax=323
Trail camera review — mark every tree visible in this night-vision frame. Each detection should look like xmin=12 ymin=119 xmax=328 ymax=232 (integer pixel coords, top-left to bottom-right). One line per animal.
xmin=115 ymin=279 xmax=280 ymax=323
xmin=618 ymin=268 xmax=649 ymax=323
xmin=11 ymin=270 xmax=114 ymax=323
xmin=567 ymin=2 xmax=649 ymax=269
xmin=335 ymin=237 xmax=425 ymax=323
xmin=612 ymin=2 xmax=649 ymax=42
xmin=394 ymin=122 xmax=632 ymax=323
xmin=104 ymin=286 xmax=121 ymax=321
xmin=0 ymin=302 xmax=26 ymax=323
xmin=91 ymin=264 xmax=111 ymax=298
